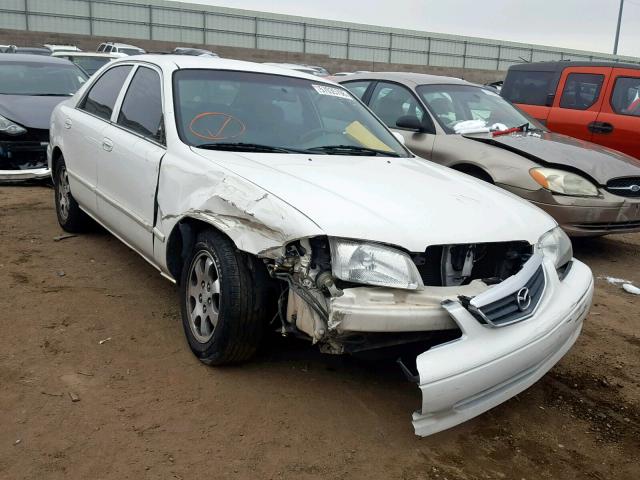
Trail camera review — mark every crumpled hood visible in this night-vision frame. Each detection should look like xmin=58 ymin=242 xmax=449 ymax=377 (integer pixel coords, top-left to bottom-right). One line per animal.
xmin=0 ymin=94 xmax=68 ymax=130
xmin=464 ymin=131 xmax=640 ymax=185
xmin=193 ymin=150 xmax=556 ymax=251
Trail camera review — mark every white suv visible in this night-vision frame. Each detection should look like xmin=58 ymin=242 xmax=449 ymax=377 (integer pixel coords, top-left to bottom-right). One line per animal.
xmin=96 ymin=42 xmax=145 ymax=56
xmin=48 ymin=56 xmax=594 ymax=437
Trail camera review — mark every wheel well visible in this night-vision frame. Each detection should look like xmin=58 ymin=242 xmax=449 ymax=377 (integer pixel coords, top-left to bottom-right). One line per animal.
xmin=451 ymin=163 xmax=494 ymax=184
xmin=51 ymin=147 xmax=63 ymax=172
xmin=165 ymin=217 xmax=233 ymax=282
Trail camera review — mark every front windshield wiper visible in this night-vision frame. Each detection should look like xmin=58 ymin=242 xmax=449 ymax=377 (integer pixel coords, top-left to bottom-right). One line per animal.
xmin=305 ymin=145 xmax=401 ymax=157
xmin=195 ymin=142 xmax=307 ymax=154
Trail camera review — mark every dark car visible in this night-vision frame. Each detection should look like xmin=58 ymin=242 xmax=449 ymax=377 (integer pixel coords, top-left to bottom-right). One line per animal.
xmin=0 ymin=54 xmax=87 ymax=181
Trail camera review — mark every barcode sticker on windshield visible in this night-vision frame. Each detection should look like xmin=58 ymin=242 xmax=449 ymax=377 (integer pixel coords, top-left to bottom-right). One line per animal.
xmin=312 ymin=84 xmax=353 ymax=99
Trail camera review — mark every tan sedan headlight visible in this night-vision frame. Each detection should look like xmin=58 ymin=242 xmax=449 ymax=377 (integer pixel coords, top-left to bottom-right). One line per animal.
xmin=530 ymin=168 xmax=599 ymax=197
xmin=329 ymin=238 xmax=424 ymax=290
xmin=537 ymin=226 xmax=573 ymax=269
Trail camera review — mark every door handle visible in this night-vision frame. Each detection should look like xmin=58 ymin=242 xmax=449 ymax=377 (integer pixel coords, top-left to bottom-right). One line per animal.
xmin=102 ymin=138 xmax=114 ymax=152
xmin=64 ymin=118 xmax=72 ymax=129
xmin=588 ymin=121 xmax=614 ymax=134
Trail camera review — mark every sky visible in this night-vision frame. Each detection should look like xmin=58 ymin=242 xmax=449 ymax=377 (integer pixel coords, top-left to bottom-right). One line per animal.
xmin=178 ymin=0 xmax=640 ymax=57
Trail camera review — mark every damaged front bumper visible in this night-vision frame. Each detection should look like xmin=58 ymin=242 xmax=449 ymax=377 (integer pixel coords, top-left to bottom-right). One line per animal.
xmin=0 ymin=140 xmax=50 ymax=181
xmin=411 ymin=258 xmax=593 ymax=436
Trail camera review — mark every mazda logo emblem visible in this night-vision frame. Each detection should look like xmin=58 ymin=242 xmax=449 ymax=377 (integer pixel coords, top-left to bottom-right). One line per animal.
xmin=516 ymin=287 xmax=532 ymax=311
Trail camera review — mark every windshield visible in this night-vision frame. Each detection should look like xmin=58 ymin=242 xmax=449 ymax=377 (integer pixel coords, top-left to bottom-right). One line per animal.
xmin=417 ymin=84 xmax=543 ymax=134
xmin=173 ymin=70 xmax=408 ymax=156
xmin=67 ymin=56 xmax=110 ymax=75
xmin=0 ymin=62 xmax=87 ymax=95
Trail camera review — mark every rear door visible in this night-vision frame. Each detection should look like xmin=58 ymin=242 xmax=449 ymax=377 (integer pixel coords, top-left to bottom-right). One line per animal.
xmin=96 ymin=64 xmax=165 ymax=261
xmin=546 ymin=67 xmax=611 ymax=143
xmin=64 ymin=64 xmax=133 ymax=214
xmin=593 ymin=68 xmax=640 ymax=159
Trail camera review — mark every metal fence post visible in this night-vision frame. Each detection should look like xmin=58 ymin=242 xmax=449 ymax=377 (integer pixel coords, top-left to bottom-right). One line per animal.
xmin=388 ymin=32 xmax=393 ymax=63
xmin=202 ymin=11 xmax=206 ymax=45
xmin=148 ymin=4 xmax=153 ymax=40
xmin=497 ymin=44 xmax=502 ymax=70
xmin=346 ymin=28 xmax=351 ymax=59
xmin=24 ymin=0 xmax=29 ymax=31
xmin=303 ymin=23 xmax=307 ymax=54
xmin=426 ymin=36 xmax=430 ymax=66
xmin=88 ymin=0 xmax=93 ymax=36
xmin=462 ymin=41 xmax=467 ymax=70
xmin=529 ymin=48 xmax=534 ymax=62
xmin=254 ymin=17 xmax=258 ymax=49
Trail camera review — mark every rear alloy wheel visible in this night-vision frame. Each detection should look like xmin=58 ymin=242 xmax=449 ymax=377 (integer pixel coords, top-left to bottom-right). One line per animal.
xmin=53 ymin=157 xmax=89 ymax=232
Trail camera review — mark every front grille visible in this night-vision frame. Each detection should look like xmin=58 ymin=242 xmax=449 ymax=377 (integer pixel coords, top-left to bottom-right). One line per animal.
xmin=606 ymin=177 xmax=640 ymax=198
xmin=0 ymin=141 xmax=48 ymax=170
xmin=469 ymin=264 xmax=546 ymax=327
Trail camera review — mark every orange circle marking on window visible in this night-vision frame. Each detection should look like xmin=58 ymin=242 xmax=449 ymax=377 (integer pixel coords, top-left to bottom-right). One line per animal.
xmin=189 ymin=112 xmax=246 ymax=141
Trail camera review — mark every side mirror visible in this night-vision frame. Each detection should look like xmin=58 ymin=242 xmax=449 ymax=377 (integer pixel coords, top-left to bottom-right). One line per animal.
xmin=545 ymin=93 xmax=556 ymax=107
xmin=396 ymin=115 xmax=424 ymax=131
xmin=392 ymin=131 xmax=405 ymax=145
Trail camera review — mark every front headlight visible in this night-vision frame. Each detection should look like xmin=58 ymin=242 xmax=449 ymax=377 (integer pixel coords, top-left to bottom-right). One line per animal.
xmin=530 ymin=167 xmax=599 ymax=197
xmin=537 ymin=226 xmax=573 ymax=269
xmin=0 ymin=114 xmax=27 ymax=135
xmin=329 ymin=238 xmax=423 ymax=290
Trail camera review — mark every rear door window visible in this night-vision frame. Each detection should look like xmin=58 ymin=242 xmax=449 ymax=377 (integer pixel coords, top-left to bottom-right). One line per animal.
xmin=79 ymin=65 xmax=132 ymax=121
xmin=559 ymin=73 xmax=604 ymax=110
xmin=117 ymin=67 xmax=164 ymax=143
xmin=610 ymin=77 xmax=640 ymax=116
xmin=502 ymin=70 xmax=555 ymax=106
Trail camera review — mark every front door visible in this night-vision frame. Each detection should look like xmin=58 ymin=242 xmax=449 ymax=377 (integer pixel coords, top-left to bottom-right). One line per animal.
xmin=593 ymin=68 xmax=640 ymax=160
xmin=546 ymin=67 xmax=611 ymax=144
xmin=367 ymin=81 xmax=435 ymax=158
xmin=96 ymin=65 xmax=166 ymax=260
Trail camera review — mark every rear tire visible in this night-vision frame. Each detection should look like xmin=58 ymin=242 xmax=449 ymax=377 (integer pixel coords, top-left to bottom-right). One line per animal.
xmin=179 ymin=228 xmax=271 ymax=365
xmin=53 ymin=156 xmax=89 ymax=232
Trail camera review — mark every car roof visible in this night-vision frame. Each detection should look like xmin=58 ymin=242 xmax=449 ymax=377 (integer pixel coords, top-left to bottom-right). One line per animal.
xmin=0 ymin=53 xmax=71 ymax=64
xmin=337 ymin=71 xmax=475 ymax=87
xmin=508 ymin=61 xmax=640 ymax=72
xmin=101 ymin=42 xmax=144 ymax=49
xmin=52 ymin=51 xmax=118 ymax=58
xmin=112 ymin=55 xmax=337 ymax=83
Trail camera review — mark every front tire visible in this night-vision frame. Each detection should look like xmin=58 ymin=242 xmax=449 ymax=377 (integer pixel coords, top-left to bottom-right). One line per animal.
xmin=179 ymin=229 xmax=270 ymax=365
xmin=53 ymin=157 xmax=89 ymax=232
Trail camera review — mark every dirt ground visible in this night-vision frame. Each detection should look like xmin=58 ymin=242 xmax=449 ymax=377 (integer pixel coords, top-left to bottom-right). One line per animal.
xmin=1 ymin=185 xmax=639 ymax=480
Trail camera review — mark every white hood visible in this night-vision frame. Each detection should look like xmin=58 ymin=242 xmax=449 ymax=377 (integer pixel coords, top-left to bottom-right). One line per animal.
xmin=192 ymin=150 xmax=556 ymax=251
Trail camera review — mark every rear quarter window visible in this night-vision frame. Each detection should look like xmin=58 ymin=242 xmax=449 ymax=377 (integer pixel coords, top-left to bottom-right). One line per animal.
xmin=502 ymin=70 xmax=555 ymax=106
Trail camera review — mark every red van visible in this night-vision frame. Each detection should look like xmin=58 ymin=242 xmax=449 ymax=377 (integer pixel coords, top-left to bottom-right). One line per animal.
xmin=502 ymin=62 xmax=640 ymax=159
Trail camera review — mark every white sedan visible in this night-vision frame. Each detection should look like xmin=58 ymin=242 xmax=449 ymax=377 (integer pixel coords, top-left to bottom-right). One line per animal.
xmin=48 ymin=56 xmax=594 ymax=436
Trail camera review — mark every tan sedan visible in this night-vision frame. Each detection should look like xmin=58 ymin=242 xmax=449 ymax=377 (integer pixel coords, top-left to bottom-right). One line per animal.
xmin=338 ymin=72 xmax=640 ymax=236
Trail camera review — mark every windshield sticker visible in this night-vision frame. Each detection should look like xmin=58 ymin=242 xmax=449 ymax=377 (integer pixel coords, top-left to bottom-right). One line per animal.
xmin=312 ymin=84 xmax=353 ymax=99
xmin=344 ymin=121 xmax=394 ymax=152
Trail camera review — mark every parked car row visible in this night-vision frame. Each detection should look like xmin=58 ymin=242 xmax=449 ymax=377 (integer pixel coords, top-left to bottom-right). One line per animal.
xmin=2 ymin=48 xmax=637 ymax=437
xmin=38 ymin=54 xmax=598 ymax=439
